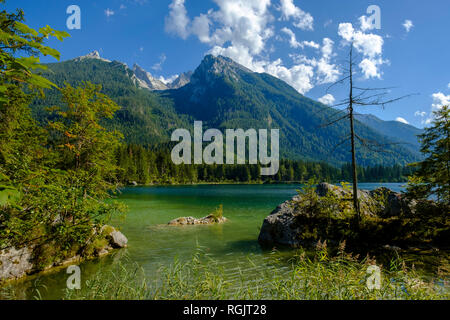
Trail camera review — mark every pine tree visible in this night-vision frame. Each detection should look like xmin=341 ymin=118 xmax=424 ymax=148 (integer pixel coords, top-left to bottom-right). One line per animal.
xmin=407 ymin=105 xmax=450 ymax=204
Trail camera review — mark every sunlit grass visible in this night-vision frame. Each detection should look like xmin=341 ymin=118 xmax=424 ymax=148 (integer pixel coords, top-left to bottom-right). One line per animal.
xmin=62 ymin=246 xmax=449 ymax=300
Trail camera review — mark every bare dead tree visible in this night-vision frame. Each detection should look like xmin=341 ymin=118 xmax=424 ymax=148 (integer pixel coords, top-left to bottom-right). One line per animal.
xmin=322 ymin=44 xmax=414 ymax=225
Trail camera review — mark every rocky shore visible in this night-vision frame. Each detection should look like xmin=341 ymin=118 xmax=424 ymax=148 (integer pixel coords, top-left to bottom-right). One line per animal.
xmin=258 ymin=183 xmax=448 ymax=251
xmin=0 ymin=226 xmax=127 ymax=284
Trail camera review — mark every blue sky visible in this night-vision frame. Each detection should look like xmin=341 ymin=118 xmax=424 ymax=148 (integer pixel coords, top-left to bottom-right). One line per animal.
xmin=6 ymin=0 xmax=450 ymax=128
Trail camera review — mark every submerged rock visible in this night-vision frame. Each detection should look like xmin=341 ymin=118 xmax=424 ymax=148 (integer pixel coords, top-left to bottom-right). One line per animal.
xmin=168 ymin=214 xmax=227 ymax=226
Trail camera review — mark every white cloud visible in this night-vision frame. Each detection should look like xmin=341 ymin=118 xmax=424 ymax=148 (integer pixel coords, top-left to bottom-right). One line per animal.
xmin=316 ymin=38 xmax=339 ymax=84
xmin=414 ymin=111 xmax=426 ymax=117
xmin=164 ymin=0 xmax=340 ymax=94
xmin=448 ymin=82 xmax=450 ymax=89
xmin=318 ymin=94 xmax=335 ymax=105
xmin=431 ymin=92 xmax=450 ymax=111
xmin=423 ymin=92 xmax=450 ymax=125
xmin=165 ymin=0 xmax=190 ymax=39
xmin=120 ymin=4 xmax=127 ymax=10
xmin=152 ymin=54 xmax=167 ymax=71
xmin=159 ymin=74 xmax=179 ymax=84
xmin=265 ymin=58 xmax=315 ymax=94
xmin=395 ymin=117 xmax=409 ymax=124
xmin=278 ymin=0 xmax=313 ymax=31
xmin=403 ymin=20 xmax=414 ymax=32
xmin=359 ymin=15 xmax=375 ymax=32
xmin=281 ymin=27 xmax=319 ymax=49
xmin=105 ymin=8 xmax=115 ymax=17
xmin=192 ymin=13 xmax=212 ymax=43
xmin=338 ymin=21 xmax=385 ymax=79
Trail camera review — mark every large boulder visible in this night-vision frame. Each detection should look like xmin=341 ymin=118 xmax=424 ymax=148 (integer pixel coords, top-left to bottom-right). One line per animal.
xmin=0 ymin=246 xmax=34 ymax=281
xmin=258 ymin=183 xmax=419 ymax=249
xmin=109 ymin=231 xmax=128 ymax=248
xmin=1 ymin=225 xmax=128 ymax=283
xmin=258 ymin=195 xmax=302 ymax=247
xmin=102 ymin=226 xmax=128 ymax=248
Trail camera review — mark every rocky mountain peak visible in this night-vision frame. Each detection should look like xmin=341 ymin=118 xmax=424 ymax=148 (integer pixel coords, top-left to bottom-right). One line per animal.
xmin=169 ymin=71 xmax=193 ymax=89
xmin=74 ymin=50 xmax=111 ymax=63
xmin=132 ymin=64 xmax=168 ymax=91
xmin=191 ymin=54 xmax=251 ymax=86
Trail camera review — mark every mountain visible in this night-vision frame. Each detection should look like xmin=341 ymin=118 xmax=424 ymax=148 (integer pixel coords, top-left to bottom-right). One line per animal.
xmin=132 ymin=63 xmax=169 ymax=90
xmin=169 ymin=71 xmax=193 ymax=89
xmin=355 ymin=114 xmax=423 ymax=150
xmin=32 ymin=53 xmax=422 ymax=167
xmin=31 ymin=54 xmax=192 ymax=145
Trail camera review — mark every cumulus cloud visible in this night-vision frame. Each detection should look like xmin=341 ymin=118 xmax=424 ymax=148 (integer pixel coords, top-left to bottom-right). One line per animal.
xmin=338 ymin=21 xmax=385 ymax=79
xmin=318 ymin=94 xmax=335 ymax=105
xmin=414 ymin=111 xmax=426 ymax=117
xmin=164 ymin=0 xmax=340 ymax=94
xmin=281 ymin=27 xmax=319 ymax=49
xmin=422 ymin=92 xmax=450 ymax=125
xmin=431 ymin=92 xmax=450 ymax=111
xmin=192 ymin=13 xmax=212 ymax=43
xmin=448 ymin=82 xmax=450 ymax=89
xmin=395 ymin=117 xmax=409 ymax=124
xmin=105 ymin=8 xmax=115 ymax=17
xmin=278 ymin=0 xmax=314 ymax=30
xmin=403 ymin=20 xmax=414 ymax=32
xmin=165 ymin=0 xmax=190 ymax=39
xmin=359 ymin=15 xmax=375 ymax=32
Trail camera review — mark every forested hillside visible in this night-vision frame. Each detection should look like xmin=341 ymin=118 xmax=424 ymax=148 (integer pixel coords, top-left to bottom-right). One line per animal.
xmin=32 ymin=54 xmax=423 ymax=167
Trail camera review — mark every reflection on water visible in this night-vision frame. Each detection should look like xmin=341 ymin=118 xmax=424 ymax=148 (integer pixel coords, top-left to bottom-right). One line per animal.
xmin=5 ymin=182 xmax=441 ymax=300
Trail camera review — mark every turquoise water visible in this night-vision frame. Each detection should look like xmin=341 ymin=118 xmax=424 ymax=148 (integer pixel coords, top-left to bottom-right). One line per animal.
xmin=1 ymin=183 xmax=407 ymax=299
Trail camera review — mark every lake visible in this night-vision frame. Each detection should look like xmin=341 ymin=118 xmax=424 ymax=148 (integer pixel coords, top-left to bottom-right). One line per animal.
xmin=1 ymin=183 xmax=407 ymax=299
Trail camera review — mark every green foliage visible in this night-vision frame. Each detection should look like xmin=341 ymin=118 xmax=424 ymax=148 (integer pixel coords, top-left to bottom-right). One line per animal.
xmin=115 ymin=144 xmax=414 ymax=185
xmin=63 ymin=249 xmax=449 ymax=300
xmin=31 ymin=54 xmax=421 ymax=167
xmin=32 ymin=59 xmax=191 ymax=146
xmin=47 ymin=82 xmax=123 ymax=199
xmin=0 ymin=2 xmax=126 ymax=269
xmin=209 ymin=204 xmax=223 ymax=222
xmin=407 ymin=105 xmax=450 ymax=204
xmin=289 ymin=182 xmax=449 ymax=249
xmin=0 ymin=1 xmax=69 ymax=101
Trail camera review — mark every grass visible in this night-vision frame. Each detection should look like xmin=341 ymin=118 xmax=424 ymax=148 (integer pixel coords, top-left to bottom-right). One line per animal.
xmin=62 ymin=245 xmax=449 ymax=300
xmin=209 ymin=204 xmax=223 ymax=222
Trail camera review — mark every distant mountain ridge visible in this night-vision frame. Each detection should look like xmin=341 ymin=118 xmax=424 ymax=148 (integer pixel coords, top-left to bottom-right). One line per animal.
xmin=355 ymin=114 xmax=423 ymax=150
xmin=32 ymin=52 xmax=423 ymax=167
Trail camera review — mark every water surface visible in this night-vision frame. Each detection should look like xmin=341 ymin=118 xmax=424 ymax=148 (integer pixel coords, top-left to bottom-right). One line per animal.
xmin=1 ymin=183 xmax=408 ymax=299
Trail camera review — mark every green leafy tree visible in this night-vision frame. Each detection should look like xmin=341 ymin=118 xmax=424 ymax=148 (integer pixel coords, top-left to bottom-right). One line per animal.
xmin=47 ymin=82 xmax=123 ymax=198
xmin=0 ymin=2 xmax=125 ymax=269
xmin=0 ymin=1 xmax=68 ymax=207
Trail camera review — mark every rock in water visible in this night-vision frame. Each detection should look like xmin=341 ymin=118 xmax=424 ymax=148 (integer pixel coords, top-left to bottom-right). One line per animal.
xmin=109 ymin=231 xmax=128 ymax=248
xmin=168 ymin=215 xmax=227 ymax=226
xmin=258 ymin=183 xmax=421 ymax=249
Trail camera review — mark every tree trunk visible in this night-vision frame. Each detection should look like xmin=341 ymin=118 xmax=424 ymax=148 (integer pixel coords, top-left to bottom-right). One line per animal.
xmin=349 ymin=46 xmax=360 ymax=223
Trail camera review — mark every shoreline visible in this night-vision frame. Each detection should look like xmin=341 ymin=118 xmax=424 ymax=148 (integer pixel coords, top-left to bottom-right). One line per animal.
xmin=122 ymin=180 xmax=408 ymax=187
